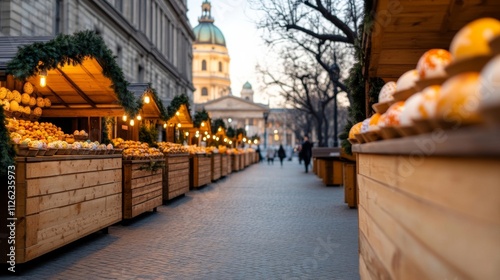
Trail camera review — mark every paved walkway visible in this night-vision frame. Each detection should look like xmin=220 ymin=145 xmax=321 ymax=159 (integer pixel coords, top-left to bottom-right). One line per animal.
xmin=3 ymin=157 xmax=360 ymax=280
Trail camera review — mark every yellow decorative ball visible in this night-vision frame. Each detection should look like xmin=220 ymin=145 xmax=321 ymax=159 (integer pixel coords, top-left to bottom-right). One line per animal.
xmin=43 ymin=98 xmax=51 ymax=107
xmin=36 ymin=97 xmax=45 ymax=108
xmin=12 ymin=90 xmax=21 ymax=103
xmin=23 ymin=82 xmax=34 ymax=94
xmin=33 ymin=107 xmax=42 ymax=116
xmin=21 ymin=93 xmax=31 ymax=105
xmin=10 ymin=100 xmax=19 ymax=112
xmin=0 ymin=87 xmax=7 ymax=99
xmin=29 ymin=96 xmax=36 ymax=107
xmin=6 ymin=90 xmax=13 ymax=101
xmin=24 ymin=106 xmax=31 ymax=115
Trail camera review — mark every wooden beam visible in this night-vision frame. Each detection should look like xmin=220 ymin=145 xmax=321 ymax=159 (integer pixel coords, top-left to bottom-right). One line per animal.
xmin=41 ymin=108 xmax=125 ymax=117
xmin=45 ymin=85 xmax=70 ymax=107
xmin=56 ymin=68 xmax=97 ymax=107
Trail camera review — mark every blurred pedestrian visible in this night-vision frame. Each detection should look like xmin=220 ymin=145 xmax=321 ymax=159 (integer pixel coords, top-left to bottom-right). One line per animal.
xmin=301 ymin=136 xmax=313 ymax=173
xmin=266 ymin=146 xmax=275 ymax=165
xmin=256 ymin=145 xmax=263 ymax=162
xmin=277 ymin=144 xmax=286 ymax=167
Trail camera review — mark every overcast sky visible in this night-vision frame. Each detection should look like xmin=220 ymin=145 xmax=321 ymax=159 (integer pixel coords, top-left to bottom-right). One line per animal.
xmin=187 ymin=0 xmax=271 ymax=105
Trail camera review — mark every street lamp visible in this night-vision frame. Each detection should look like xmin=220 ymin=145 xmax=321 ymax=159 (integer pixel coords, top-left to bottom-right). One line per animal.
xmin=329 ymin=53 xmax=340 ymax=147
xmin=263 ymin=111 xmax=269 ymax=149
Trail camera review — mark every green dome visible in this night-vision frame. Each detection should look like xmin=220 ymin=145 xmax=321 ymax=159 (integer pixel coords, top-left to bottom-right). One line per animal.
xmin=193 ymin=22 xmax=226 ymax=46
xmin=242 ymin=81 xmax=252 ymax=89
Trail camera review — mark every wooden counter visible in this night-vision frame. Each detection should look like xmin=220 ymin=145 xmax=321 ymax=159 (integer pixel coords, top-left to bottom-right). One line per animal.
xmin=353 ymin=126 xmax=500 ymax=279
xmin=190 ymin=154 xmax=211 ymax=188
xmin=211 ymin=153 xmax=221 ymax=181
xmin=162 ymin=154 xmax=190 ymax=200
xmin=122 ymin=158 xmax=164 ymax=219
xmin=11 ymin=154 xmax=123 ymax=263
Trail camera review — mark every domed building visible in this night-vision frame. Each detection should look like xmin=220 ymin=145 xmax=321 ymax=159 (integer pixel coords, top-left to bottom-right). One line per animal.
xmin=240 ymin=81 xmax=254 ymax=102
xmin=192 ymin=1 xmax=231 ymax=104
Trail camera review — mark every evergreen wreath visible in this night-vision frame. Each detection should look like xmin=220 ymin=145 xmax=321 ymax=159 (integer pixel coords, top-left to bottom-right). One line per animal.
xmin=6 ymin=30 xmax=141 ymax=117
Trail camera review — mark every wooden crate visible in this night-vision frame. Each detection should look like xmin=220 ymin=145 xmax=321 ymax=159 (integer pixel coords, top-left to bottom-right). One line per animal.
xmin=190 ymin=154 xmax=211 ymax=188
xmin=231 ymin=154 xmax=240 ymax=172
xmin=353 ymin=129 xmax=500 ymax=279
xmin=313 ymin=158 xmax=318 ymax=174
xmin=343 ymin=162 xmax=357 ymax=208
xmin=240 ymin=153 xmax=245 ymax=169
xmin=122 ymin=158 xmax=164 ymax=219
xmin=9 ymin=155 xmax=123 ymax=264
xmin=221 ymin=154 xmax=228 ymax=177
xmin=226 ymin=153 xmax=232 ymax=174
xmin=162 ymin=154 xmax=190 ymax=200
xmin=211 ymin=153 xmax=221 ymax=181
xmin=324 ymin=159 xmax=344 ymax=186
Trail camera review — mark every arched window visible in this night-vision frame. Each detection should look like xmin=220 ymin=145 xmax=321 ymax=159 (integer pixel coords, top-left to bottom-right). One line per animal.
xmin=218 ymin=61 xmax=223 ymax=72
xmin=202 ymin=60 xmax=207 ymax=71
xmin=201 ymin=87 xmax=208 ymax=96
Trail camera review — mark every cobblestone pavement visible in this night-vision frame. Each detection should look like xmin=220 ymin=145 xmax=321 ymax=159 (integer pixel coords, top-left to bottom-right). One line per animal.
xmin=3 ymin=158 xmax=360 ymax=280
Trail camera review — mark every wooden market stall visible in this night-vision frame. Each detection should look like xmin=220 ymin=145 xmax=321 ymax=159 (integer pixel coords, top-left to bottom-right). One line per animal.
xmin=0 ymin=31 xmax=139 ymax=263
xmin=119 ymin=84 xmax=165 ymax=219
xmin=355 ymin=1 xmax=500 ymax=279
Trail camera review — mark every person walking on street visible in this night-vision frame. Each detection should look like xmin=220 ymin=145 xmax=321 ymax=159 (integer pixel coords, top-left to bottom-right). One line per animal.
xmin=301 ymin=136 xmax=313 ymax=173
xmin=266 ymin=146 xmax=275 ymax=165
xmin=277 ymin=144 xmax=286 ymax=167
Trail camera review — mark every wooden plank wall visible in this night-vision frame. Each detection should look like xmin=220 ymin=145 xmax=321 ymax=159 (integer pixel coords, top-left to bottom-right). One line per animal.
xmin=211 ymin=154 xmax=221 ymax=181
xmin=231 ymin=154 xmax=240 ymax=172
xmin=163 ymin=155 xmax=190 ymax=200
xmin=15 ymin=156 xmax=123 ymax=263
xmin=221 ymin=154 xmax=228 ymax=177
xmin=343 ymin=162 xmax=357 ymax=208
xmin=226 ymin=154 xmax=232 ymax=175
xmin=122 ymin=160 xmax=163 ymax=219
xmin=191 ymin=155 xmax=211 ymax=188
xmin=357 ymin=153 xmax=500 ymax=279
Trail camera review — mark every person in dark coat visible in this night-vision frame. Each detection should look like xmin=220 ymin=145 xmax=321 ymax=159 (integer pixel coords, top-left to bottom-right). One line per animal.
xmin=301 ymin=136 xmax=313 ymax=173
xmin=277 ymin=144 xmax=286 ymax=167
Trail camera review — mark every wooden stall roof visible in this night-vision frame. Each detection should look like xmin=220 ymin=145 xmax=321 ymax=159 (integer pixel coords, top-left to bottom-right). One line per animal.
xmin=366 ymin=0 xmax=500 ymax=82
xmin=128 ymin=83 xmax=163 ymax=119
xmin=0 ymin=33 xmax=139 ymax=117
xmin=167 ymin=104 xmax=193 ymax=128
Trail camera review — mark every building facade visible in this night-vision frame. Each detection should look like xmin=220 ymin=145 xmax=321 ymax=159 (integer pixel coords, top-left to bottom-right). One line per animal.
xmin=191 ymin=0 xmax=230 ymax=104
xmin=0 ymin=0 xmax=195 ymax=105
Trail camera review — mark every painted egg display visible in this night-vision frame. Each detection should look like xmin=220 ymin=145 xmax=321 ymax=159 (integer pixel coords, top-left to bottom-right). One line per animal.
xmin=437 ymin=72 xmax=481 ymax=124
xmin=361 ymin=118 xmax=371 ymax=133
xmin=416 ymin=49 xmax=453 ymax=79
xmin=383 ymin=101 xmax=405 ymax=126
xmin=378 ymin=81 xmax=397 ymax=103
xmin=349 ymin=122 xmax=363 ymax=139
xmin=450 ymin=18 xmax=500 ymax=61
xmin=479 ymin=55 xmax=500 ymax=109
xmin=417 ymin=85 xmax=441 ymax=119
xmin=396 ymin=70 xmax=419 ymax=92
xmin=368 ymin=113 xmax=382 ymax=131
xmin=400 ymin=93 xmax=424 ymax=126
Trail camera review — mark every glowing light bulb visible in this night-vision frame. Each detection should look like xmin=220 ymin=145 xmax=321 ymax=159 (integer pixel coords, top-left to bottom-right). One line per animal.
xmin=136 ymin=115 xmax=142 ymax=121
xmin=130 ymin=119 xmax=135 ymax=126
xmin=144 ymin=96 xmax=150 ymax=104
xmin=201 ymin=122 xmax=205 ymax=127
xmin=122 ymin=115 xmax=127 ymax=121
xmin=177 ymin=123 xmax=181 ymax=128
xmin=163 ymin=123 xmax=167 ymax=128
xmin=176 ymin=111 xmax=180 ymax=116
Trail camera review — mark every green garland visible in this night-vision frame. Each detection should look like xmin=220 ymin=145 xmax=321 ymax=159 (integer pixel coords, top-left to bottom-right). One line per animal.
xmin=165 ymin=93 xmax=190 ymax=120
xmin=226 ymin=127 xmax=236 ymax=138
xmin=193 ymin=109 xmax=210 ymax=128
xmin=339 ymin=2 xmax=386 ymax=155
xmin=139 ymin=125 xmax=158 ymax=148
xmin=6 ymin=30 xmax=141 ymax=117
xmin=0 ymin=107 xmax=16 ymax=176
xmin=211 ymin=118 xmax=226 ymax=134
xmin=146 ymin=85 xmax=168 ymax=121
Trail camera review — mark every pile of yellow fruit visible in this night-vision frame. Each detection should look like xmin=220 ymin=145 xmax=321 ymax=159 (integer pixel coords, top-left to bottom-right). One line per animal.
xmin=157 ymin=142 xmax=189 ymax=154
xmin=7 ymin=118 xmax=64 ymax=143
xmin=187 ymin=145 xmax=206 ymax=154
xmin=112 ymin=139 xmax=162 ymax=159
xmin=0 ymin=83 xmax=51 ymax=118
xmin=218 ymin=145 xmax=227 ymax=154
xmin=205 ymin=146 xmax=219 ymax=154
